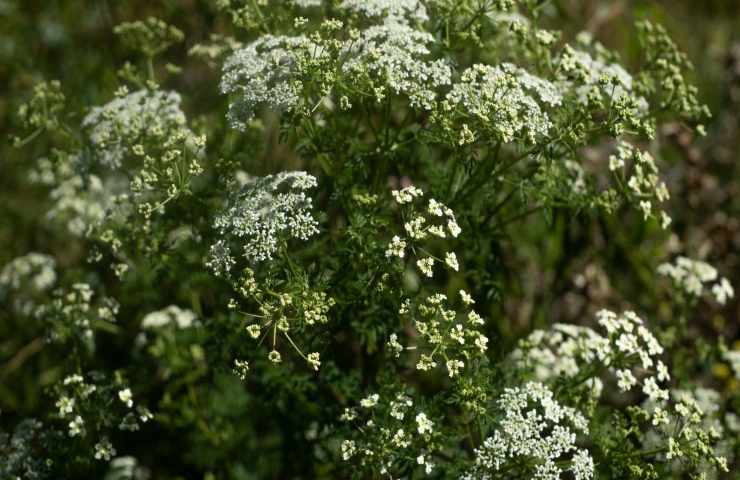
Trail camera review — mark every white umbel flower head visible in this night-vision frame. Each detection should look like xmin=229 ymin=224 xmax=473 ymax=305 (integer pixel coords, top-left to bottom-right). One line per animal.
xmin=221 ymin=35 xmax=322 ymax=129
xmin=207 ymin=171 xmax=319 ymax=272
xmin=416 ymin=412 xmax=433 ymax=434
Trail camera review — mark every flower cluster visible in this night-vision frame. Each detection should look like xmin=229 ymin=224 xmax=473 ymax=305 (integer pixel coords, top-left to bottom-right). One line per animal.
xmin=342 ymin=23 xmax=451 ymax=110
xmin=83 ymin=88 xmax=185 ymax=169
xmin=82 ymin=87 xmax=205 ymax=218
xmin=608 ymin=141 xmax=671 ymax=226
xmin=517 ymin=310 xmax=667 ymax=395
xmin=658 ymin=256 xmax=734 ymax=304
xmin=559 ymin=41 xmax=641 ymax=105
xmin=53 ymin=374 xmax=152 ymax=461
xmin=207 ymin=171 xmax=320 ymax=271
xmin=443 ymin=63 xmax=554 ymax=144
xmin=339 ymin=390 xmax=439 ymax=476
xmin=339 ymin=0 xmax=428 ymax=25
xmin=385 ymin=186 xmax=461 ymax=278
xmin=33 ymin=283 xmax=119 ymax=349
xmin=393 ymin=291 xmax=488 ymax=377
xmin=0 ymin=253 xmax=57 ymax=314
xmin=140 ymin=305 xmax=198 ymax=330
xmin=230 ymin=268 xmax=333 ymax=371
xmin=221 ymin=35 xmax=322 ymax=128
xmin=462 ymin=382 xmax=593 ymax=480
xmin=640 ymin=388 xmax=729 ymax=474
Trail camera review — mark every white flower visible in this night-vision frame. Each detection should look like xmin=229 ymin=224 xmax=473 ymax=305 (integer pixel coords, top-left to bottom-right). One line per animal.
xmin=616 ymin=369 xmax=637 ymax=392
xmin=416 ymin=354 xmax=437 ymax=371
xmin=447 ymin=218 xmax=461 ymax=238
xmin=221 ymin=35 xmax=320 ymax=129
xmin=417 ymin=257 xmax=434 ymax=277
xmin=385 ymin=235 xmax=407 ymax=258
xmin=339 ymin=0 xmax=428 ymax=25
xmin=659 ymin=256 xmax=721 ymax=299
xmin=449 ymin=324 xmax=465 ymax=345
xmin=571 ymin=449 xmax=594 ymax=480
xmin=405 ymin=216 xmax=427 ymax=239
xmin=268 ymin=350 xmax=282 ymax=363
xmin=0 ymin=253 xmax=57 ymax=292
xmin=307 ymin=352 xmax=321 ymax=371
xmin=474 ymin=333 xmax=488 ymax=353
xmin=360 ymin=393 xmax=380 ymax=408
xmin=428 ymin=225 xmax=446 ymax=238
xmin=390 ymin=394 xmax=413 ymax=420
xmin=246 ymin=324 xmax=261 ymax=339
xmin=68 ymin=416 xmax=84 ymax=437
xmin=341 ymin=439 xmax=357 ymax=460
xmin=656 ymin=361 xmax=670 ymax=382
xmin=446 ymin=63 xmax=553 ymax=144
xmin=118 ymin=388 xmax=133 ymax=408
xmin=208 ymin=171 xmax=319 ymax=269
xmin=340 ymin=407 xmax=357 ymax=422
xmin=643 ymin=376 xmax=668 ymax=402
xmin=387 ymin=333 xmax=403 ymax=358
xmin=56 ymin=396 xmax=75 ymax=416
xmin=446 ymin=359 xmax=464 ymax=377
xmin=94 ymin=437 xmax=117 ymax=461
xmin=460 ymin=290 xmax=474 ymax=305
xmin=141 ymin=305 xmax=197 ymax=329
xmin=465 ymin=382 xmax=591 ymax=479
xmin=445 ymin=252 xmax=459 ymax=271
xmin=83 ymin=89 xmax=187 ymax=169
xmin=660 ymin=211 xmax=672 ymax=229
xmin=608 ymin=153 xmax=624 ymax=171
xmin=712 ymin=277 xmax=734 ymax=305
xmin=427 ymin=198 xmax=445 ymax=216
xmin=392 ymin=428 xmax=410 ymax=448
xmin=343 ymin=24 xmax=451 ymax=111
xmin=416 ymin=412 xmax=433 ymax=435
xmin=652 ymin=406 xmax=669 ymax=426
xmin=392 ymin=186 xmax=424 ymax=204
xmin=468 ymin=311 xmax=484 ymax=326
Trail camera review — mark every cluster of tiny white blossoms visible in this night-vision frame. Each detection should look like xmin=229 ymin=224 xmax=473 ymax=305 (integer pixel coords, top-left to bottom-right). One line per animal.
xmin=559 ymin=40 xmax=644 ymax=108
xmin=140 ymin=305 xmax=198 ymax=330
xmin=339 ymin=0 xmax=428 ymax=25
xmin=220 ymin=35 xmax=324 ymax=129
xmin=640 ymin=388 xmax=729 ymax=473
xmin=33 ymin=283 xmax=119 ymax=348
xmin=0 ymin=253 xmax=57 ymax=292
xmin=607 ymin=141 xmax=671 ymax=226
xmin=231 ymin=268 xmax=333 ymax=371
xmin=461 ymin=382 xmax=593 ymax=480
xmin=83 ymin=87 xmax=205 ymax=220
xmin=385 ymin=185 xmax=461 ymax=278
xmin=657 ymin=256 xmax=734 ymax=304
xmin=207 ymin=171 xmax=320 ymax=272
xmin=27 ymin=154 xmax=113 ymax=237
xmin=443 ymin=63 xmax=553 ymax=144
xmin=0 ymin=253 xmax=57 ymax=315
xmin=54 ymin=374 xmax=153 ymax=461
xmin=514 ymin=309 xmax=669 ymax=400
xmin=342 ymin=23 xmax=452 ymax=111
xmin=515 ymin=310 xmax=729 ymax=472
xmin=339 ymin=390 xmax=438 ymax=476
xmin=82 ymin=89 xmax=186 ymax=169
xmin=392 ymin=291 xmax=487 ymax=377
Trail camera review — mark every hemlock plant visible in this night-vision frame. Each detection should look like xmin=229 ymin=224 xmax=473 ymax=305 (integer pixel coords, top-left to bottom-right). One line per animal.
xmin=2 ymin=0 xmax=739 ymax=479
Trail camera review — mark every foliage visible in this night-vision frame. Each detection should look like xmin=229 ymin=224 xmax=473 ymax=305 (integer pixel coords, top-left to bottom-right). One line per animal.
xmin=1 ymin=0 xmax=739 ymax=479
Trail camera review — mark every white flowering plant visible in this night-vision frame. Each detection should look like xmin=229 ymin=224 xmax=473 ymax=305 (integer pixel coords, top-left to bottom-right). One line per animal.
xmin=1 ymin=1 xmax=739 ymax=479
